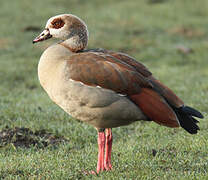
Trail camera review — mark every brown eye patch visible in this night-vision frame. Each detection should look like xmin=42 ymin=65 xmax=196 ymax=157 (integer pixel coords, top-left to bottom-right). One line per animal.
xmin=51 ymin=18 xmax=65 ymax=29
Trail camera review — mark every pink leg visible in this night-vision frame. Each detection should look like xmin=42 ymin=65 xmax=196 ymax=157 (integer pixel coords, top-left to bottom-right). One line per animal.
xmin=96 ymin=131 xmax=106 ymax=174
xmin=104 ymin=128 xmax=113 ymax=170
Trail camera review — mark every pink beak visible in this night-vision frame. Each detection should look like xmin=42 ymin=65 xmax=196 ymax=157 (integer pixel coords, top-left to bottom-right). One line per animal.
xmin=33 ymin=29 xmax=52 ymax=44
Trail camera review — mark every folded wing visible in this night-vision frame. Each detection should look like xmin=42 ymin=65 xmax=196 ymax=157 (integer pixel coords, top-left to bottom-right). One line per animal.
xmin=66 ymin=51 xmax=183 ymax=128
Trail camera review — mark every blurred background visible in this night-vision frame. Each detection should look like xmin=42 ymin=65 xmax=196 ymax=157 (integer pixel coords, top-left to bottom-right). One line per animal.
xmin=0 ymin=0 xmax=208 ymax=179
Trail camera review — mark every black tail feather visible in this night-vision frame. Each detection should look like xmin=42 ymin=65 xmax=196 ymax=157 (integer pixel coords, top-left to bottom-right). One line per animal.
xmin=173 ymin=106 xmax=203 ymax=134
xmin=182 ymin=106 xmax=204 ymax=118
xmin=191 ymin=117 xmax=199 ymax=124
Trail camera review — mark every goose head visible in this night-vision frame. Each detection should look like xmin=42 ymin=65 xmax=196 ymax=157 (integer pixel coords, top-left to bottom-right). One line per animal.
xmin=33 ymin=14 xmax=89 ymax=52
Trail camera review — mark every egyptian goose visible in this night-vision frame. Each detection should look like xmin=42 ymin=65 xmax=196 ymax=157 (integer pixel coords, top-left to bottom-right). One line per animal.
xmin=33 ymin=14 xmax=203 ymax=174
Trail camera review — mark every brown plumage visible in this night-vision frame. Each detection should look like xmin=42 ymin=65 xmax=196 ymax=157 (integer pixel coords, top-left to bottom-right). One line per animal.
xmin=65 ymin=50 xmax=183 ymax=128
xmin=130 ymin=88 xmax=179 ymax=127
xmin=66 ymin=52 xmax=152 ymax=95
xmin=33 ymin=14 xmax=203 ymax=174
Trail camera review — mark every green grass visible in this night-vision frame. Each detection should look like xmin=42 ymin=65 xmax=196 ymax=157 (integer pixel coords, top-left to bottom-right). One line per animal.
xmin=0 ymin=0 xmax=208 ymax=179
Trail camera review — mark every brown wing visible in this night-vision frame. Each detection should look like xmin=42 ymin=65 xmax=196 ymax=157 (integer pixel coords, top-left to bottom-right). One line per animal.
xmin=148 ymin=76 xmax=184 ymax=107
xmin=108 ymin=51 xmax=184 ymax=108
xmin=66 ymin=51 xmax=180 ymax=127
xmin=67 ymin=52 xmax=152 ymax=95
xmin=108 ymin=51 xmax=152 ymax=77
xmin=108 ymin=51 xmax=203 ymax=132
xmin=130 ymin=88 xmax=179 ymax=127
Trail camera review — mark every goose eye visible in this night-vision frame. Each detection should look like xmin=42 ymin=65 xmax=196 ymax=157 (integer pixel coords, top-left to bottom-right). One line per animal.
xmin=51 ymin=18 xmax=65 ymax=29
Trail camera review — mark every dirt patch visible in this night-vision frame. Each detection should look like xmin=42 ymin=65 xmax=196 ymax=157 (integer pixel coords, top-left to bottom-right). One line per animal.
xmin=0 ymin=127 xmax=68 ymax=148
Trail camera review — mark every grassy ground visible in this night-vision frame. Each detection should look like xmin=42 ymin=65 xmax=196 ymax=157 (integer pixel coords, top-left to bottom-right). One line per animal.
xmin=0 ymin=0 xmax=208 ymax=179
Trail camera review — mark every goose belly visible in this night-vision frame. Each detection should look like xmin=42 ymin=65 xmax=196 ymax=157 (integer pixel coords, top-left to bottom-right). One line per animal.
xmin=47 ymin=79 xmax=146 ymax=129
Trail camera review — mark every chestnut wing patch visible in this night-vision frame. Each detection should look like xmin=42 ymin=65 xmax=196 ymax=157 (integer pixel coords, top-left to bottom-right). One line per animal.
xmin=130 ymin=88 xmax=180 ymax=128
